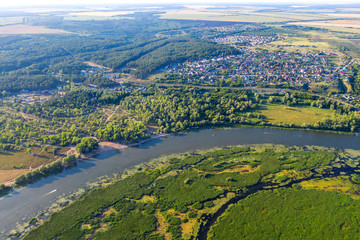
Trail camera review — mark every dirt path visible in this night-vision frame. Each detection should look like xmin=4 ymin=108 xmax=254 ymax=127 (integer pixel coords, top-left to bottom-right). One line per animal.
xmin=332 ymin=58 xmax=355 ymax=76
xmin=104 ymin=106 xmax=133 ymax=124
xmin=20 ymin=112 xmax=27 ymax=120
xmin=29 ymin=149 xmax=44 ymax=171
xmin=104 ymin=106 xmax=121 ymax=124
xmin=84 ymin=61 xmax=112 ymax=71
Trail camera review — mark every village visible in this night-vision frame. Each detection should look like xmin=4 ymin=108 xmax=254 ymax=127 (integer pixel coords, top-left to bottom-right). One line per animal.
xmin=200 ymin=23 xmax=269 ymax=38
xmin=199 ymin=23 xmax=279 ymax=45
xmin=211 ymin=35 xmax=280 ymax=46
xmin=161 ymin=47 xmax=352 ymax=89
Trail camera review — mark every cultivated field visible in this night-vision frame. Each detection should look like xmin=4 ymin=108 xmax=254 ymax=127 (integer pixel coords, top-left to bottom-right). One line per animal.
xmin=160 ymin=10 xmax=293 ymax=23
xmin=68 ymin=11 xmax=134 ymax=16
xmin=289 ymin=20 xmax=360 ymax=29
xmin=0 ymin=24 xmax=72 ymax=34
xmin=160 ymin=9 xmax=333 ymax=23
xmin=64 ymin=11 xmax=134 ymax=21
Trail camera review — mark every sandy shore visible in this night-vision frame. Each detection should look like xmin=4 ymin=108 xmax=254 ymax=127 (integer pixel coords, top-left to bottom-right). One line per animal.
xmin=85 ymin=133 xmax=171 ymax=158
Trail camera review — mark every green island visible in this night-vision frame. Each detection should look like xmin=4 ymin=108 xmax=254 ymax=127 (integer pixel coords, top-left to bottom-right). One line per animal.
xmin=21 ymin=144 xmax=360 ymax=239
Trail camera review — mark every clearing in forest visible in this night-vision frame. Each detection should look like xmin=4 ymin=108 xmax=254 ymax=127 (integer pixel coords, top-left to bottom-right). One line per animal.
xmin=258 ymin=104 xmax=335 ymax=125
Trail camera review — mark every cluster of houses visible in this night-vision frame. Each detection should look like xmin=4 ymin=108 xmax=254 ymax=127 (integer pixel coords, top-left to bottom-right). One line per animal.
xmin=80 ymin=68 xmax=113 ymax=79
xmin=163 ymin=48 xmax=351 ymax=87
xmin=201 ymin=24 xmax=267 ymax=35
xmin=201 ymin=24 xmax=279 ymax=46
xmin=10 ymin=89 xmax=57 ymax=105
xmin=338 ymin=94 xmax=355 ymax=101
xmin=212 ymin=35 xmax=280 ymax=46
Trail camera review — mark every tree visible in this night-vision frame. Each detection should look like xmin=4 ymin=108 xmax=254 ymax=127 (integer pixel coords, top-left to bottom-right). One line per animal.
xmin=27 ymin=148 xmax=32 ymax=155
xmin=76 ymin=138 xmax=98 ymax=154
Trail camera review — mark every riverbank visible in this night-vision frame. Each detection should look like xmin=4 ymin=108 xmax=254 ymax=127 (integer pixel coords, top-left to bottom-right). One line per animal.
xmin=2 ymin=127 xmax=360 ymax=239
xmin=22 ymin=144 xmax=360 ymax=240
xmin=84 ymin=133 xmax=171 ymax=158
xmin=1 ymin=133 xmax=171 ymax=187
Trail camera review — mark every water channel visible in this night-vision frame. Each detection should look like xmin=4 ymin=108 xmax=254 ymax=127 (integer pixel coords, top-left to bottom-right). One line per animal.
xmin=0 ymin=127 xmax=359 ymax=237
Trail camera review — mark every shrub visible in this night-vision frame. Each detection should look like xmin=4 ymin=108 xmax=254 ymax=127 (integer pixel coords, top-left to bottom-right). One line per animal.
xmin=204 ymin=201 xmax=215 ymax=208
xmin=192 ymin=202 xmax=203 ymax=210
xmin=188 ymin=212 xmax=198 ymax=219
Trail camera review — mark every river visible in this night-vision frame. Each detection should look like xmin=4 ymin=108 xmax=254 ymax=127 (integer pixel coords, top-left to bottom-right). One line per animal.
xmin=0 ymin=127 xmax=359 ymax=238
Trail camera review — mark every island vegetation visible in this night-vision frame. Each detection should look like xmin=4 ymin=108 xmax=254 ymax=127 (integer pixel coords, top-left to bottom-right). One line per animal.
xmin=22 ymin=144 xmax=360 ymax=239
xmin=209 ymin=188 xmax=360 ymax=239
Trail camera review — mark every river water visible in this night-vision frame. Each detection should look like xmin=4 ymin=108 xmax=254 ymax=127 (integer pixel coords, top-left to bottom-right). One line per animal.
xmin=0 ymin=127 xmax=359 ymax=237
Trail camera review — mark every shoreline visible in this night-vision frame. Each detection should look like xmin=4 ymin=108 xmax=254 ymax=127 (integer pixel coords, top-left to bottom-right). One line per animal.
xmin=1 ymin=123 xmax=356 ymax=187
xmin=2 ymin=133 xmax=171 ymax=187
xmin=3 ymin=128 xmax=360 ymax=238
xmin=84 ymin=133 xmax=171 ymax=158
xmin=1 ymin=124 xmax=356 ymax=186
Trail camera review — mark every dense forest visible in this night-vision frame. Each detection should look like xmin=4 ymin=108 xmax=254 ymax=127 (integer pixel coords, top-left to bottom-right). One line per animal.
xmin=125 ymin=38 xmax=238 ymax=78
xmin=210 ymin=188 xmax=360 ymax=239
xmin=0 ymin=13 xmax=237 ymax=93
xmin=0 ymin=74 xmax=59 ymax=93
xmin=349 ymin=64 xmax=360 ymax=93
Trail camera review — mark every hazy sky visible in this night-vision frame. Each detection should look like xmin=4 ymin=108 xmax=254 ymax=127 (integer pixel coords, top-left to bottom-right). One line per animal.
xmin=1 ymin=0 xmax=360 ymax=7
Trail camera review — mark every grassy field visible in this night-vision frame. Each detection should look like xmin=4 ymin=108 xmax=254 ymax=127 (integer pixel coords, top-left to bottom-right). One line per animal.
xmin=269 ymin=36 xmax=333 ymax=50
xmin=257 ymin=104 xmax=335 ymax=125
xmin=0 ymin=146 xmax=69 ymax=184
xmin=312 ymin=34 xmax=360 ymax=57
xmin=267 ymin=23 xmax=360 ymax=57
xmin=343 ymin=79 xmax=354 ymax=93
xmin=0 ymin=169 xmax=28 ymax=184
xmin=0 ymin=147 xmax=53 ymax=170
xmin=291 ymin=27 xmax=360 ymax=57
xmin=0 ymin=24 xmax=72 ymax=35
xmin=299 ymin=177 xmax=360 ymax=199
